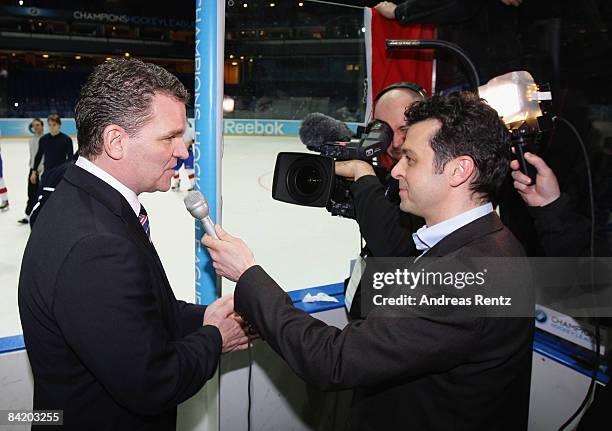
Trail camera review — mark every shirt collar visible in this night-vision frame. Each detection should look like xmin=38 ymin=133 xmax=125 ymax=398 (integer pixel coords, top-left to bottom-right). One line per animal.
xmin=75 ymin=156 xmax=141 ymax=217
xmin=412 ymin=203 xmax=494 ymax=253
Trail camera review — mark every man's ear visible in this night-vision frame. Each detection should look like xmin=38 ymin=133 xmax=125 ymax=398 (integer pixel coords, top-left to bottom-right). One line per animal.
xmin=102 ymin=124 xmax=127 ymax=161
xmin=448 ymin=156 xmax=476 ymax=188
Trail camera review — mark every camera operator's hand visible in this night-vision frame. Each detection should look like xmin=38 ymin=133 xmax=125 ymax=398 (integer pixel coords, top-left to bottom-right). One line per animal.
xmin=375 ymin=1 xmax=398 ymax=19
xmin=335 ymin=160 xmax=376 ymax=181
xmin=202 ymin=225 xmax=256 ymax=282
xmin=511 ymin=152 xmax=560 ymax=207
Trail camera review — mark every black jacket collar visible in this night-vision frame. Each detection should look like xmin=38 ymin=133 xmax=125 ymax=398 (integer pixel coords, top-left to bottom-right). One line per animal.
xmin=423 ymin=212 xmax=504 ymax=258
xmin=63 ymin=164 xmax=133 ymax=219
xmin=63 ymin=164 xmax=152 ymax=248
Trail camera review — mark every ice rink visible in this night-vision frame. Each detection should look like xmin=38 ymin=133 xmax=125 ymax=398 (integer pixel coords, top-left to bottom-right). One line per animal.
xmin=0 ymin=135 xmax=360 ymax=339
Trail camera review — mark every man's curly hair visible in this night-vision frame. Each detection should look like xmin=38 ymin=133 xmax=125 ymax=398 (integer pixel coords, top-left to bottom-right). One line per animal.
xmin=405 ymin=92 xmax=511 ymax=202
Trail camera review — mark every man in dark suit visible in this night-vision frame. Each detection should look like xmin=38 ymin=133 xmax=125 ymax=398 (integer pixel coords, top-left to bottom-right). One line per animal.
xmin=18 ymin=59 xmax=249 ymax=430
xmin=204 ymin=93 xmax=534 ymax=430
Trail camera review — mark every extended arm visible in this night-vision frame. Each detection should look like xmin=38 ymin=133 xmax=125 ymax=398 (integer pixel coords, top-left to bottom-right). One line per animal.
xmin=335 ymin=160 xmax=421 ymax=257
xmin=234 ymin=265 xmax=478 ymax=391
xmin=511 ymin=153 xmax=591 ymax=256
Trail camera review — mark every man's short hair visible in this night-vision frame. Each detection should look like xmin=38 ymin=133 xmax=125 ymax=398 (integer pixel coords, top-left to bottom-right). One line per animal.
xmin=375 ymin=81 xmax=426 ymax=102
xmin=405 ymin=92 xmax=511 ymax=202
xmin=75 ymin=58 xmax=189 ymax=159
xmin=47 ymin=114 xmax=61 ymax=125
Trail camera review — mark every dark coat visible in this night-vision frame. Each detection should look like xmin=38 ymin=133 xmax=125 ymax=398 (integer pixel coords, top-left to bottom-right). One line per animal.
xmin=234 ymin=212 xmax=533 ymax=431
xmin=19 ymin=164 xmax=221 ymax=431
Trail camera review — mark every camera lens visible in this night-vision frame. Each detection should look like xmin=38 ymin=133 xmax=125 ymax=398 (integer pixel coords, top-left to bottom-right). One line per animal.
xmin=286 ymin=158 xmax=327 ymax=204
xmin=295 ymin=166 xmax=321 ymax=194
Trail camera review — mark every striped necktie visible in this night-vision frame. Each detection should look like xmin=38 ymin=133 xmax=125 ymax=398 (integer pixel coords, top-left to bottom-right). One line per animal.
xmin=139 ymin=205 xmax=151 ymax=241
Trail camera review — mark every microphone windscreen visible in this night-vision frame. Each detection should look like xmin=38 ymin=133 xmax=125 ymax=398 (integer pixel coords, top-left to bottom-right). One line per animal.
xmin=299 ymin=113 xmax=353 ymax=150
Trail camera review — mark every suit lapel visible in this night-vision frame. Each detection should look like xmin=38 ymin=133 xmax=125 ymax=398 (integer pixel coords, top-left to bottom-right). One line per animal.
xmin=64 ymin=165 xmax=154 ymax=252
xmin=419 ymin=212 xmax=504 ymax=259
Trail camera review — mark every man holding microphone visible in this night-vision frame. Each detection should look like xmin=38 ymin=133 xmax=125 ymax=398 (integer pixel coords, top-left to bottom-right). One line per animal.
xmin=204 ymin=92 xmax=533 ymax=431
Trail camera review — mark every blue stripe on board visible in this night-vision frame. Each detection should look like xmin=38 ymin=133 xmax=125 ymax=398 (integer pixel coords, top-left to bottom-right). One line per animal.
xmin=0 ymin=118 xmax=360 ymax=138
xmin=0 ymin=335 xmax=25 ymax=353
xmin=533 ymin=329 xmax=609 ymax=384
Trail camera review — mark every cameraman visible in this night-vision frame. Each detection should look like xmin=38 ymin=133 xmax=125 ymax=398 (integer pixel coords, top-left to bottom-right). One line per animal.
xmin=338 ymin=83 xmax=426 ymax=318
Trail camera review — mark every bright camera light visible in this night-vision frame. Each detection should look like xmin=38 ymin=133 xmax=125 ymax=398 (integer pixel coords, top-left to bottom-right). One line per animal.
xmin=478 ymin=71 xmax=550 ymax=125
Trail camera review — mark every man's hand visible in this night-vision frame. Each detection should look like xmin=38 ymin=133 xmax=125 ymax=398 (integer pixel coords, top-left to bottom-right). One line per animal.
xmin=374 ymin=1 xmax=398 ymax=19
xmin=202 ymin=225 xmax=256 ymax=282
xmin=511 ymin=152 xmax=560 ymax=207
xmin=335 ymin=160 xmax=376 ymax=181
xmin=30 ymin=171 xmax=38 ymax=185
xmin=203 ymin=295 xmax=250 ymax=352
xmin=500 ymin=0 xmax=523 ymax=6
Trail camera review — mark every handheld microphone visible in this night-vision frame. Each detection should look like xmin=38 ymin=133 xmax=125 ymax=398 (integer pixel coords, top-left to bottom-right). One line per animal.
xmin=184 ymin=191 xmax=218 ymax=239
xmin=299 ymin=113 xmax=353 ymax=151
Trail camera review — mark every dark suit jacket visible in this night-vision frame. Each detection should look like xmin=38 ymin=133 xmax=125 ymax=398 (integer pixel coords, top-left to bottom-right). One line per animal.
xmin=18 ymin=165 xmax=221 ymax=431
xmin=235 ymin=212 xmax=534 ymax=430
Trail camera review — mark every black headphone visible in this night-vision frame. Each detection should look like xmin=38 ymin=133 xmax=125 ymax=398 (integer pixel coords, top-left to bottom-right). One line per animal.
xmin=374 ymin=81 xmax=427 ymax=102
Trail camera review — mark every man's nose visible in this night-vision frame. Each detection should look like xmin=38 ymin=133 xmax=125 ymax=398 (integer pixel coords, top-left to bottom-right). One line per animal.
xmin=391 ymin=159 xmax=403 ymax=179
xmin=393 ymin=133 xmax=406 ymax=148
xmin=175 ymin=140 xmax=189 ymax=159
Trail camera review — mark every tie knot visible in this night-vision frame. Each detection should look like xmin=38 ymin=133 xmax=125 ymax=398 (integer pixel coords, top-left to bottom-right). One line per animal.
xmin=139 ymin=205 xmax=148 ymax=217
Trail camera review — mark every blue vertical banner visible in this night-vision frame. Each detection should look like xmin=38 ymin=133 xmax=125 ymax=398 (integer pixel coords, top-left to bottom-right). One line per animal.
xmin=194 ymin=0 xmax=224 ymax=305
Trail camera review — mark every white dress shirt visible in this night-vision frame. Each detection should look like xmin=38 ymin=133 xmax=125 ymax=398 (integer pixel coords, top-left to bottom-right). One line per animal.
xmin=412 ymin=203 xmax=494 ymax=256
